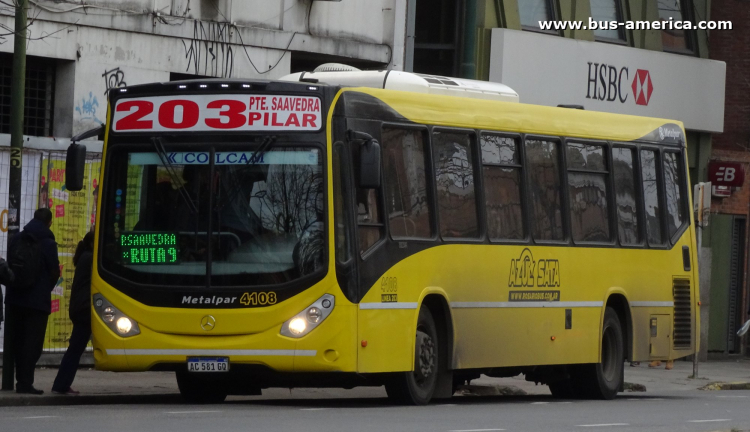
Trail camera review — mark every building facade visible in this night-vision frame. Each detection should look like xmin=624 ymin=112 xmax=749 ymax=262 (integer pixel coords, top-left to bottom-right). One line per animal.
xmin=0 ymin=0 xmax=404 ymax=138
xmin=706 ymin=0 xmax=750 ymax=356
xmin=0 ymin=0 xmax=406 ymax=353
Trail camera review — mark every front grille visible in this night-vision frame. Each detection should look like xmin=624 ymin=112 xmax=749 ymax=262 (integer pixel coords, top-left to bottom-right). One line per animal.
xmin=673 ymin=278 xmax=692 ymax=349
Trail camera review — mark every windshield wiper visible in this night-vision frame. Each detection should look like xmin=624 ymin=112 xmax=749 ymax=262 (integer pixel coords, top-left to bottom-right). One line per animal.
xmin=151 ymin=137 xmax=198 ymax=214
xmin=248 ymin=135 xmax=277 ymax=166
xmin=218 ymin=136 xmax=277 ymax=210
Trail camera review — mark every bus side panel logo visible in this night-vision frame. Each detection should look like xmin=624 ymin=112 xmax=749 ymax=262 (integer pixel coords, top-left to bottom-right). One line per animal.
xmin=508 ymin=248 xmax=561 ymax=288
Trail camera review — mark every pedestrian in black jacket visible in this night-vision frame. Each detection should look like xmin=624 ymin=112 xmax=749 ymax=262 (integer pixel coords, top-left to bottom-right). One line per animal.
xmin=52 ymin=232 xmax=94 ymax=395
xmin=4 ymin=208 xmax=60 ymax=395
xmin=0 ymin=257 xmax=15 ymax=332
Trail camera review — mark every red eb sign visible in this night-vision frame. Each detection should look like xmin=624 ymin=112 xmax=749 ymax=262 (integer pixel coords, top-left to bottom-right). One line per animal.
xmin=708 ymin=161 xmax=745 ymax=187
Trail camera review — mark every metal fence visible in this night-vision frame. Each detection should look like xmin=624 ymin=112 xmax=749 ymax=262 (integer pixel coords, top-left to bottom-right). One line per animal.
xmin=0 ymin=148 xmax=101 ymax=353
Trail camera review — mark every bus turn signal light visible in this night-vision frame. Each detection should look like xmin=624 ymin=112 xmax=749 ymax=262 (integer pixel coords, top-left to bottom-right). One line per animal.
xmin=361 ymin=340 xmax=368 ymax=347
xmin=550 ymin=336 xmax=556 ymax=341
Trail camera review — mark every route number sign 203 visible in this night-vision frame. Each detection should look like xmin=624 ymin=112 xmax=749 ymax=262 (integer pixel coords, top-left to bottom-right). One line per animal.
xmin=112 ymin=95 xmax=321 ymax=133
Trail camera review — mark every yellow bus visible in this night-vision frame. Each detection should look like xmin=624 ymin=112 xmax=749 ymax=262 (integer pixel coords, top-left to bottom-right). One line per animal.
xmin=66 ymin=70 xmax=698 ymax=404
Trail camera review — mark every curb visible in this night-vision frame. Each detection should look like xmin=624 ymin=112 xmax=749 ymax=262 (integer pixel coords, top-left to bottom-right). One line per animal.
xmin=698 ymin=382 xmax=750 ymax=391
xmin=0 ymin=392 xmax=182 ymax=407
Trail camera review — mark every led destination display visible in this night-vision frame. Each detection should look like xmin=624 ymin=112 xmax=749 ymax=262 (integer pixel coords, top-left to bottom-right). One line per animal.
xmin=120 ymin=232 xmax=179 ymax=265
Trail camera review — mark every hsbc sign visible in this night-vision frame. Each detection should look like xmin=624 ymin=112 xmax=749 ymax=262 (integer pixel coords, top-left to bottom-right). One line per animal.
xmin=586 ymin=63 xmax=654 ymax=106
xmin=489 ymin=29 xmax=726 ymax=133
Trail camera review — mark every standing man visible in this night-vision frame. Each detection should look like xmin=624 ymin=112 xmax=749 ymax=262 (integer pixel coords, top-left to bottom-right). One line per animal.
xmin=4 ymin=208 xmax=60 ymax=394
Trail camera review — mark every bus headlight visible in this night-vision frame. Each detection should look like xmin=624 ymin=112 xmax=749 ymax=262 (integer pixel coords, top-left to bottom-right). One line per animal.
xmin=116 ymin=317 xmax=133 ymax=334
xmin=280 ymin=294 xmax=335 ymax=338
xmin=93 ymin=293 xmax=141 ymax=337
xmin=288 ymin=317 xmax=307 ymax=335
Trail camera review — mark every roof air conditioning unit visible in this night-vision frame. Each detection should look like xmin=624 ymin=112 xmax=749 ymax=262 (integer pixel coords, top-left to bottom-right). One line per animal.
xmin=313 ymin=63 xmax=361 ymax=73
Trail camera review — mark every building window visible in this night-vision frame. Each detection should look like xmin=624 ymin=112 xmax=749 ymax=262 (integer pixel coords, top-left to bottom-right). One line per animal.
xmin=413 ymin=0 xmax=462 ymax=76
xmin=591 ymin=0 xmax=626 ymax=42
xmin=519 ymin=0 xmax=556 ymax=32
xmin=382 ymin=127 xmax=433 ymax=239
xmin=0 ymin=54 xmax=55 ymax=137
xmin=658 ymin=0 xmax=694 ymax=53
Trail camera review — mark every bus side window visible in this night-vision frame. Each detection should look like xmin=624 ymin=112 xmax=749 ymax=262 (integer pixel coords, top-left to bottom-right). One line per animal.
xmin=481 ymin=133 xmax=524 ymax=240
xmin=566 ymin=142 xmax=610 ymax=242
xmin=433 ymin=130 xmax=479 ymax=239
xmin=350 ymin=141 xmax=385 ymax=255
xmin=663 ymin=151 xmax=687 ymax=240
xmin=612 ymin=147 xmax=641 ymax=245
xmin=640 ymin=149 xmax=663 ymax=245
xmin=382 ymin=127 xmax=433 ymax=239
xmin=525 ymin=138 xmax=564 ymax=241
xmin=332 ymin=144 xmax=353 ymax=263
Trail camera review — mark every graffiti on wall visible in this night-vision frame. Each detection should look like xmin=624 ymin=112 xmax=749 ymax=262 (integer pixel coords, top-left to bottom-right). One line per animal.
xmin=75 ymin=92 xmax=103 ymax=125
xmin=183 ymin=21 xmax=234 ymax=78
xmin=103 ymin=67 xmax=127 ymax=95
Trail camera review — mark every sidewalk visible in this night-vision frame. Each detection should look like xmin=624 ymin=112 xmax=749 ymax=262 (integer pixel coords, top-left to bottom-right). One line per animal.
xmin=0 ymin=359 xmax=748 ymax=406
xmin=479 ymin=358 xmax=750 ymax=394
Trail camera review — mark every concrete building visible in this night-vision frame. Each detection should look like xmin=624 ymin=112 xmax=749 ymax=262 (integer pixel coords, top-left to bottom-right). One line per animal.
xmin=705 ymin=0 xmax=750 ymax=357
xmin=0 ymin=0 xmax=404 ymax=137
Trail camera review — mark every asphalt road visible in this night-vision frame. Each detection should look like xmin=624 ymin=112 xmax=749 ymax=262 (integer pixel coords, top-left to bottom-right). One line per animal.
xmin=1 ymin=389 xmax=749 ymax=432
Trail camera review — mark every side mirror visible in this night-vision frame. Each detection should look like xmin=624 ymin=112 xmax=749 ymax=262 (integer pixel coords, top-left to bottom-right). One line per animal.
xmin=359 ymin=139 xmax=381 ymax=189
xmin=348 ymin=130 xmax=381 ymax=189
xmin=66 ymin=143 xmax=86 ymax=191
xmin=65 ymin=125 xmax=102 ymax=191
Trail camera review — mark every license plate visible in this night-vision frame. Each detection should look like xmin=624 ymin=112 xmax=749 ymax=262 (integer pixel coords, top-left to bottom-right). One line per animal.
xmin=187 ymin=357 xmax=229 ymax=372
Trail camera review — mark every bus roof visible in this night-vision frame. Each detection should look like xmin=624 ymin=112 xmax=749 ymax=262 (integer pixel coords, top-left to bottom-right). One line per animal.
xmin=279 ymin=70 xmax=519 ymax=104
xmin=335 ymin=87 xmax=686 ymax=147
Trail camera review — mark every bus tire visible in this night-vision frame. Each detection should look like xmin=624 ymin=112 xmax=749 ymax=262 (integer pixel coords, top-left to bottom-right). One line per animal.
xmin=176 ymin=371 xmax=228 ymax=404
xmin=579 ymin=307 xmax=624 ymax=400
xmin=385 ymin=306 xmax=439 ymax=405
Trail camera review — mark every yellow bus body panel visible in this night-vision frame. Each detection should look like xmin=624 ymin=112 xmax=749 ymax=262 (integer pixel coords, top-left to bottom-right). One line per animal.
xmin=91 ymin=86 xmax=698 ymax=376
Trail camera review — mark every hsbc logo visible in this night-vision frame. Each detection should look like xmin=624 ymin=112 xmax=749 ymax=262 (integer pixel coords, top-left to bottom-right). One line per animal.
xmin=631 ymin=69 xmax=653 ymax=106
xmin=586 ymin=63 xmax=654 ymax=107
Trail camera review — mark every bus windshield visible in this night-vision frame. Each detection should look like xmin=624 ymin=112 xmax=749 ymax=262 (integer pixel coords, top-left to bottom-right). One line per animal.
xmin=100 ymin=140 xmax=325 ymax=288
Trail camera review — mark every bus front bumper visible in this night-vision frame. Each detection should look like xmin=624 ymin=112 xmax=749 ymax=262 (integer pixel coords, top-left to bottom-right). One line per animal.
xmin=91 ymin=302 xmax=357 ymax=374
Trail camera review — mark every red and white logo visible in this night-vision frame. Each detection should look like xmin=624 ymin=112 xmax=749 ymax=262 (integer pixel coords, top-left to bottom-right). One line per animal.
xmin=631 ymin=69 xmax=653 ymax=106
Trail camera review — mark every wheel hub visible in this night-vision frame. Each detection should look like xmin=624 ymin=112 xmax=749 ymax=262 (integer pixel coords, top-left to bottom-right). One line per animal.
xmin=415 ymin=330 xmax=435 ymax=381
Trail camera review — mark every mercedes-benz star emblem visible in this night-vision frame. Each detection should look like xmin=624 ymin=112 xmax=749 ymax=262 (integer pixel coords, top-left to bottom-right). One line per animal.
xmin=200 ymin=315 xmax=216 ymax=331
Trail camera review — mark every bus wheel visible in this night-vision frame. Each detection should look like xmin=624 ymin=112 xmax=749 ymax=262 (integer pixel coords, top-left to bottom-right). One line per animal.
xmin=580 ymin=307 xmax=624 ymax=400
xmin=385 ymin=306 xmax=439 ymax=405
xmin=176 ymin=371 xmax=228 ymax=404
